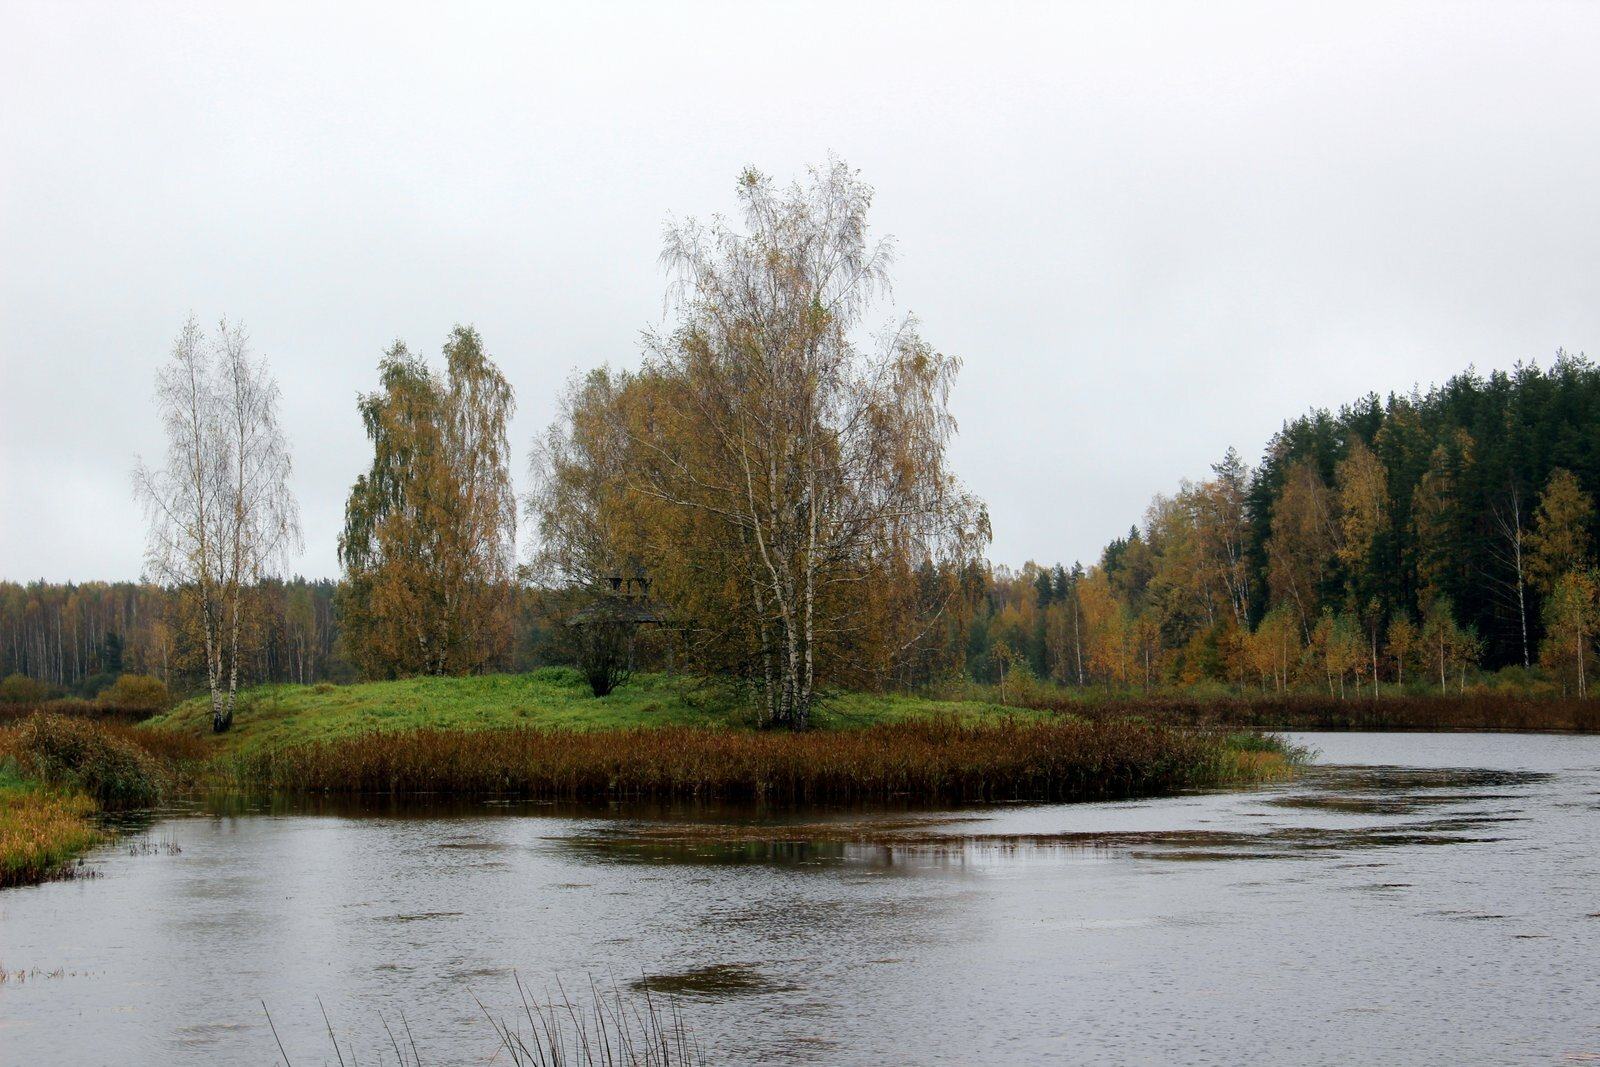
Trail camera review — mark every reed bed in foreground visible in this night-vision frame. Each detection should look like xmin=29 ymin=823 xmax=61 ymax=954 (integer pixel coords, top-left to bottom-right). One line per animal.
xmin=226 ymin=718 xmax=1285 ymax=802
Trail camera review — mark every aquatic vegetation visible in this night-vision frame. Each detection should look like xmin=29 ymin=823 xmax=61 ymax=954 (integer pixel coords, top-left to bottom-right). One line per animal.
xmin=480 ymin=974 xmax=702 ymax=1067
xmin=225 ymin=717 xmax=1288 ymax=802
xmin=0 ymin=784 xmax=100 ymax=888
xmin=1 ymin=706 xmax=1296 ymax=889
xmin=15 ymin=712 xmax=165 ymax=808
xmin=989 ymin=691 xmax=1600 ymax=733
xmin=0 ymin=713 xmax=193 ymax=887
xmin=266 ymin=976 xmax=702 ymax=1067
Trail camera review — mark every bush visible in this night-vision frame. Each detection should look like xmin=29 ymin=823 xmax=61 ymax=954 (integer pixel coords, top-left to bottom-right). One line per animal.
xmin=98 ymin=674 xmax=172 ymax=713
xmin=17 ymin=713 xmax=163 ymax=808
xmin=0 ymin=673 xmax=46 ymax=705
xmin=73 ymin=671 xmax=118 ymax=699
xmin=1489 ymin=664 xmax=1558 ymax=698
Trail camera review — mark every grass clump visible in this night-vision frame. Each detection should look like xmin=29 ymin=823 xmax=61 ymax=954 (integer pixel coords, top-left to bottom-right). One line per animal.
xmin=0 ymin=784 xmax=100 ymax=888
xmin=97 ymin=674 xmax=172 ymax=714
xmin=16 ymin=712 xmax=165 ymax=808
xmin=0 ymin=740 xmax=102 ymax=888
xmin=266 ymin=975 xmax=701 ymax=1067
xmin=480 ymin=974 xmax=701 ymax=1067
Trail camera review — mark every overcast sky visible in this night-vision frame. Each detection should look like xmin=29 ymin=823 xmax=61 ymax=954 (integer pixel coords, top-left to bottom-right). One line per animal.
xmin=4 ymin=2 xmax=1599 ymax=584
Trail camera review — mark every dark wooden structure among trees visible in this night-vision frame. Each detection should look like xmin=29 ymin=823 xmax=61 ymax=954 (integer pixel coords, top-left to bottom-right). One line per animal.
xmin=566 ymin=574 xmax=664 ymax=696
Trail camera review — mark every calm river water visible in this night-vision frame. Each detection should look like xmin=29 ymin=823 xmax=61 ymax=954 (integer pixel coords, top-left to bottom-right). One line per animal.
xmin=3 ymin=732 xmax=1599 ymax=1065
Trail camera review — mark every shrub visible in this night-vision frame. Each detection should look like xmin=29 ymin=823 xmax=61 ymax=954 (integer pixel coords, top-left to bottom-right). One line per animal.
xmin=73 ymin=671 xmax=118 ymax=699
xmin=0 ymin=673 xmax=46 ymax=705
xmin=17 ymin=713 xmax=163 ymax=808
xmin=98 ymin=674 xmax=172 ymax=713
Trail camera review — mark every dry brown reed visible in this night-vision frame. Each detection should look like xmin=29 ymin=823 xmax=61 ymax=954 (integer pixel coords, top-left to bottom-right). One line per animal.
xmin=0 ymin=699 xmax=161 ymax=726
xmin=1058 ymin=694 xmax=1600 ymax=733
xmin=16 ymin=713 xmax=166 ymax=808
xmin=0 ymin=789 xmax=99 ymax=888
xmin=98 ymin=719 xmax=211 ymax=764
xmin=227 ymin=717 xmax=1263 ymax=802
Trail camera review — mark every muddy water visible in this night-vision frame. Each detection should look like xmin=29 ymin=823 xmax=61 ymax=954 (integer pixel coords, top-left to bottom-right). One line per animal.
xmin=3 ymin=733 xmax=1599 ymax=1065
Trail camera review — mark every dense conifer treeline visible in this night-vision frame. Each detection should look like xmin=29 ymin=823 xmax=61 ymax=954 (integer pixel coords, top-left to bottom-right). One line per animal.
xmin=961 ymin=352 xmax=1600 ymax=695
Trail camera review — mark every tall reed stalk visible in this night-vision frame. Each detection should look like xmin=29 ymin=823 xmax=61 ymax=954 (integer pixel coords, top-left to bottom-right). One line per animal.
xmin=265 ymin=976 xmax=701 ymax=1067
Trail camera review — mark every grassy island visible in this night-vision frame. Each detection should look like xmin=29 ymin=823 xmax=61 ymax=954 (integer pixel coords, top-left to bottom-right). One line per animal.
xmin=1 ymin=668 xmax=1301 ymax=886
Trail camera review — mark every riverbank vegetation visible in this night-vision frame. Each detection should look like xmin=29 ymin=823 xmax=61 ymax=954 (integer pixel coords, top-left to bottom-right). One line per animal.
xmin=0 ymin=712 xmax=208 ymax=887
xmin=218 ymin=717 xmax=1289 ymax=803
xmin=0 ymin=783 xmax=99 ymax=889
xmin=0 ymin=729 xmax=101 ymax=888
xmin=973 ymin=688 xmax=1600 ymax=733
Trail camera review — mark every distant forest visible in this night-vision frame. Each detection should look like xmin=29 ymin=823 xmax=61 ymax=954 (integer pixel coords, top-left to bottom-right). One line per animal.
xmin=5 ymin=352 xmax=1599 ymax=701
xmin=964 ymin=351 xmax=1600 ymax=695
xmin=0 ymin=579 xmax=560 ymax=698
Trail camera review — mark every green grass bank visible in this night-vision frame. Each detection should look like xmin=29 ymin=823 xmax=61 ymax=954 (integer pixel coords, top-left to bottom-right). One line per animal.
xmin=139 ymin=667 xmax=1026 ymax=758
xmin=140 ymin=668 xmax=1295 ymax=801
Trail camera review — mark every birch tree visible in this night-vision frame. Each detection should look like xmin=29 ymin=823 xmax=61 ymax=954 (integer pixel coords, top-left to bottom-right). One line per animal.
xmin=339 ymin=326 xmax=517 ymax=677
xmin=1385 ymin=613 xmax=1418 ymax=688
xmin=654 ymin=162 xmax=985 ymax=726
xmin=1526 ymin=468 xmax=1595 ymax=597
xmin=1487 ymin=481 xmax=1532 ymax=668
xmin=1539 ymin=567 xmax=1598 ymax=697
xmin=1200 ymin=448 xmax=1253 ymax=627
xmin=1266 ymin=459 xmax=1339 ymax=641
xmin=134 ymin=316 xmax=300 ymax=732
xmin=535 ymin=160 xmax=986 ymax=728
xmin=1421 ymin=598 xmax=1481 ymax=694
